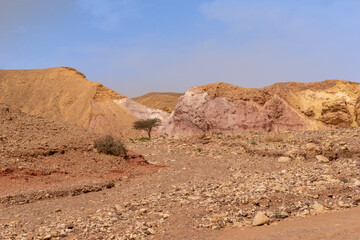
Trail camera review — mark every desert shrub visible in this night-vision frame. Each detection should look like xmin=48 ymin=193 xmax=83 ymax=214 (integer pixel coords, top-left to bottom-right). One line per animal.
xmin=264 ymin=133 xmax=284 ymax=142
xmin=94 ymin=135 xmax=127 ymax=158
xmin=197 ymin=147 xmax=202 ymax=152
xmin=212 ymin=132 xmax=223 ymax=136
xmin=133 ymin=118 xmax=161 ymax=138
xmin=274 ymin=210 xmax=282 ymax=219
xmin=251 ymin=141 xmax=257 ymax=145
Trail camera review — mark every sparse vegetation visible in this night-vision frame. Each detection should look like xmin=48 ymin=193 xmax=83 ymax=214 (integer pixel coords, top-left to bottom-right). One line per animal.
xmin=94 ymin=135 xmax=127 ymax=158
xmin=251 ymin=141 xmax=257 ymax=145
xmin=138 ymin=137 xmax=151 ymax=142
xmin=264 ymin=133 xmax=284 ymax=142
xmin=212 ymin=132 xmax=223 ymax=136
xmin=133 ymin=118 xmax=161 ymax=138
xmin=274 ymin=210 xmax=282 ymax=219
xmin=197 ymin=147 xmax=203 ymax=152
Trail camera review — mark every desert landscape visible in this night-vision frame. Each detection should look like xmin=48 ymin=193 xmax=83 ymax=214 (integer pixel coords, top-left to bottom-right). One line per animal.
xmin=0 ymin=67 xmax=359 ymax=239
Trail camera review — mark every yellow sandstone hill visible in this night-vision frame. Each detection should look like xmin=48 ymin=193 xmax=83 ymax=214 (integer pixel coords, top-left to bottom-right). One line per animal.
xmin=132 ymin=92 xmax=183 ymax=113
xmin=0 ymin=67 xmax=138 ymax=137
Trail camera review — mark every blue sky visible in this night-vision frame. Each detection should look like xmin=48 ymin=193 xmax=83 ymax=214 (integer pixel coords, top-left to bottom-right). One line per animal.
xmin=1 ymin=0 xmax=359 ymax=97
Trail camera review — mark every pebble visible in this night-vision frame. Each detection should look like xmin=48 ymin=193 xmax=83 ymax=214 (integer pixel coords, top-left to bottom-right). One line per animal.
xmin=278 ymin=156 xmax=291 ymax=163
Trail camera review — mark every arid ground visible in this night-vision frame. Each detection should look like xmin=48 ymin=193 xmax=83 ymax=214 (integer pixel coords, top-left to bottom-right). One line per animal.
xmin=1 ymin=109 xmax=359 ymax=239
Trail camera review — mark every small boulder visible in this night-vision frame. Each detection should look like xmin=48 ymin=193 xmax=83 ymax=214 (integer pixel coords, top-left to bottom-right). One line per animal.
xmin=316 ymin=155 xmax=329 ymax=163
xmin=252 ymin=212 xmax=270 ymax=226
xmin=305 ymin=143 xmax=319 ymax=152
xmin=278 ymin=156 xmax=291 ymax=163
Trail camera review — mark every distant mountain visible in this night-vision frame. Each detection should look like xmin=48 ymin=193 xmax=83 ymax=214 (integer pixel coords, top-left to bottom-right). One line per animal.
xmin=132 ymin=92 xmax=184 ymax=113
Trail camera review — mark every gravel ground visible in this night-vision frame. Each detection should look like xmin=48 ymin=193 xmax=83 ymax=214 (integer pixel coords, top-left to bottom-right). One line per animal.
xmin=1 ymin=128 xmax=360 ymax=239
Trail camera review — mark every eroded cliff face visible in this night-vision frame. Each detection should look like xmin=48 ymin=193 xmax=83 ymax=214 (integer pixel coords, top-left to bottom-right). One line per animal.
xmin=0 ymin=67 xmax=138 ymax=137
xmin=159 ymin=80 xmax=360 ymax=136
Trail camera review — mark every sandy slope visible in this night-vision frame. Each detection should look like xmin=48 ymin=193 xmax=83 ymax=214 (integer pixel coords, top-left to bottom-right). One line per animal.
xmin=0 ymin=67 xmax=138 ymax=137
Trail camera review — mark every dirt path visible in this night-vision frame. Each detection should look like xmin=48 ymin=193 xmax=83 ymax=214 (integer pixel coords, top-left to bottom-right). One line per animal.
xmin=218 ymin=206 xmax=360 ymax=240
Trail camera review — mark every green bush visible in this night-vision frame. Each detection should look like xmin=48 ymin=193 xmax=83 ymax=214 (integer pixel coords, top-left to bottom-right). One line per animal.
xmin=94 ymin=135 xmax=127 ymax=158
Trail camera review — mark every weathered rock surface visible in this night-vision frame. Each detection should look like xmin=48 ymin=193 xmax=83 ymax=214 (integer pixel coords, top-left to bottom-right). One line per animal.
xmin=159 ymin=81 xmax=360 ymax=136
xmin=0 ymin=67 xmax=138 ymax=137
xmin=115 ymin=98 xmax=170 ymax=122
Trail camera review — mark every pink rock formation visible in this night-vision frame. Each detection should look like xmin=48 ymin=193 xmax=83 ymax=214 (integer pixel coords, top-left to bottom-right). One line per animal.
xmin=159 ymin=81 xmax=360 ymax=136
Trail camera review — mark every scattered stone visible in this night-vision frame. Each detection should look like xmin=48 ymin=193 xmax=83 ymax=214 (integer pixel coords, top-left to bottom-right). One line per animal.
xmin=252 ymin=212 xmax=270 ymax=226
xmin=316 ymin=155 xmax=329 ymax=163
xmin=353 ymin=179 xmax=360 ymax=187
xmin=311 ymin=203 xmax=326 ymax=214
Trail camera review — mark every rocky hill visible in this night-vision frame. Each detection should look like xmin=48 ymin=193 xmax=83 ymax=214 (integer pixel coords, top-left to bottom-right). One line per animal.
xmin=0 ymin=102 xmax=155 ymax=203
xmin=0 ymin=67 xmax=138 ymax=137
xmin=132 ymin=92 xmax=183 ymax=113
xmin=159 ymin=80 xmax=360 ymax=136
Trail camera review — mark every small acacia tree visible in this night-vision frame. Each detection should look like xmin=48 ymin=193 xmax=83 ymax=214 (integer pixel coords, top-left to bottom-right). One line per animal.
xmin=133 ymin=118 xmax=161 ymax=138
